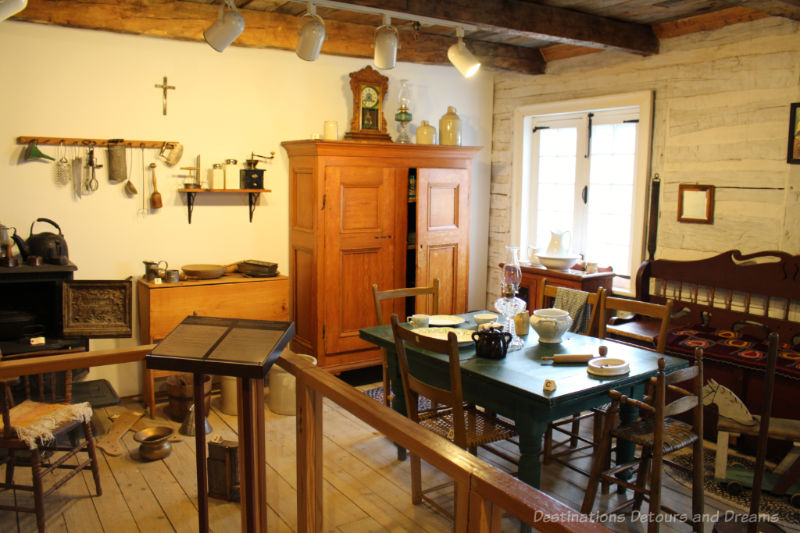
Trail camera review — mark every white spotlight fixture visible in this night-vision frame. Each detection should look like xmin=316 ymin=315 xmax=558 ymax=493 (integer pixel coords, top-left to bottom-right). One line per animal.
xmin=204 ymin=0 xmax=245 ymax=53
xmin=0 ymin=0 xmax=27 ymax=22
xmin=447 ymin=27 xmax=481 ymax=78
xmin=296 ymin=2 xmax=326 ymax=61
xmin=373 ymin=14 xmax=398 ymax=70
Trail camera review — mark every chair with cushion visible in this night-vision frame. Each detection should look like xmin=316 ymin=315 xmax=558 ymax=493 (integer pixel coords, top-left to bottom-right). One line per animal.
xmin=372 ymin=279 xmax=439 ymax=407
xmin=389 ymin=314 xmax=516 ymax=525
xmin=581 ymin=348 xmax=704 ymax=533
xmin=0 ymin=370 xmax=102 ymax=532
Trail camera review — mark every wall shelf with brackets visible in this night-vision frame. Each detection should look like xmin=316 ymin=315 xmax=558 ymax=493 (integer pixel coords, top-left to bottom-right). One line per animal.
xmin=179 ymin=189 xmax=271 ymax=224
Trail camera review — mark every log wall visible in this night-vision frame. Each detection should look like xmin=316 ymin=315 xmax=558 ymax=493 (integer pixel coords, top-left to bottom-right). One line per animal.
xmin=488 ymin=17 xmax=800 ymax=301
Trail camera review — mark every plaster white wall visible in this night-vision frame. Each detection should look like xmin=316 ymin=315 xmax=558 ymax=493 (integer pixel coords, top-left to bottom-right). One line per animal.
xmin=0 ymin=22 xmax=493 ymax=396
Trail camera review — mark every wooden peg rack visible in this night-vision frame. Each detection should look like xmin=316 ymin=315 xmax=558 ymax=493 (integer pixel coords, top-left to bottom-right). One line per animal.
xmin=17 ymin=136 xmax=178 ymax=149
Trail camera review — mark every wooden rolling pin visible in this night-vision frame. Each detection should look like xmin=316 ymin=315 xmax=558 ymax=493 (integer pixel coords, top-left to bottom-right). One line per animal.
xmin=543 ymin=346 xmax=608 ymax=364
xmin=542 ymin=354 xmax=596 ymax=363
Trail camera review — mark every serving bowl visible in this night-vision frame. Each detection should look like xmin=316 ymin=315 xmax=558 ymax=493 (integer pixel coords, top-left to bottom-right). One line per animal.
xmin=534 ymin=254 xmax=581 ymax=270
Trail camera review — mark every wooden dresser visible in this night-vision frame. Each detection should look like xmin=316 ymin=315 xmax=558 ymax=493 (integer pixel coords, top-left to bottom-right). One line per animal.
xmin=137 ymin=274 xmax=289 ymax=417
xmin=516 ymin=265 xmax=615 ymax=310
xmin=281 ymin=140 xmax=480 ymax=372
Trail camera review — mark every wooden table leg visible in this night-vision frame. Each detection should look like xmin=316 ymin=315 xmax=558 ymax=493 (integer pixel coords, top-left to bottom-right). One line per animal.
xmin=193 ymin=373 xmax=209 ymax=533
xmin=237 ymin=377 xmax=267 ymax=533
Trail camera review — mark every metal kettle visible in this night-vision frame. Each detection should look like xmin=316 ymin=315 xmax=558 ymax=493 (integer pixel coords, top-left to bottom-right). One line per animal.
xmin=13 ymin=218 xmax=70 ymax=265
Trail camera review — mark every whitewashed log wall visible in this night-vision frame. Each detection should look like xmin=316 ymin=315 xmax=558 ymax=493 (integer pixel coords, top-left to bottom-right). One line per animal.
xmin=488 ymin=17 xmax=800 ymax=302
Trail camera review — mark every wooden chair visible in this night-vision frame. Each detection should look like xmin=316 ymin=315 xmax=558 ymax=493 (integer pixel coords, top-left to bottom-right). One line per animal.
xmin=389 ymin=314 xmax=516 ymax=525
xmin=539 ymin=282 xmax=607 ymax=466
xmin=371 ymin=279 xmax=439 ymax=407
xmin=535 ymin=278 xmax=605 ymax=336
xmin=600 ymin=296 xmax=675 ymax=354
xmin=581 ymin=348 xmax=704 ymax=533
xmin=0 ymin=371 xmax=102 ymax=532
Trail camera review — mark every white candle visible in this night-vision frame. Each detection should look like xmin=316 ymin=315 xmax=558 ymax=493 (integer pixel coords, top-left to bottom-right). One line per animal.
xmin=323 ymin=121 xmax=338 ymax=140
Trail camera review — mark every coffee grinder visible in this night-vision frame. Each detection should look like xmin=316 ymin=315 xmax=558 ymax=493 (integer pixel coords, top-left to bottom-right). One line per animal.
xmin=240 ymin=152 xmax=274 ymax=189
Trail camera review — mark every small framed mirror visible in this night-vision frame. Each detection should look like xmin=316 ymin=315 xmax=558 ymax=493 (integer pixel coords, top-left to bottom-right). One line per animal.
xmin=677 ymin=184 xmax=714 ymax=224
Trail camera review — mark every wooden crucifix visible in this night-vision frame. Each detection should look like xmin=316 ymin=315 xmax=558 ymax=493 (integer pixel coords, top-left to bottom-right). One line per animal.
xmin=154 ymin=76 xmax=176 ymax=116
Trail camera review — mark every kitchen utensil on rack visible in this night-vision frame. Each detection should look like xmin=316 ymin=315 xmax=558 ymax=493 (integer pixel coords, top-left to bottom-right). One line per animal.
xmin=159 ymin=142 xmax=183 ymax=166
xmin=23 ymin=142 xmax=55 ymax=162
xmin=72 ymin=155 xmax=83 ymax=199
xmin=85 ymin=145 xmax=101 ymax=193
xmin=55 ymin=142 xmax=70 ymax=184
xmin=107 ymin=139 xmax=127 ymax=183
xmin=123 ymin=146 xmax=137 ymax=196
xmin=150 ymin=163 xmax=162 ymax=209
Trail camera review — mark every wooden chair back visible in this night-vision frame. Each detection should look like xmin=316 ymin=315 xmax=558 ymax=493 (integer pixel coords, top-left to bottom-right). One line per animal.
xmin=535 ymin=279 xmax=606 ymax=336
xmin=0 ymin=371 xmax=73 ymax=439
xmin=600 ymin=297 xmax=674 ymax=353
xmin=372 ymin=279 xmax=440 ymax=325
xmin=390 ymin=314 xmax=468 ymax=447
xmin=651 ymin=349 xmax=704 ymax=456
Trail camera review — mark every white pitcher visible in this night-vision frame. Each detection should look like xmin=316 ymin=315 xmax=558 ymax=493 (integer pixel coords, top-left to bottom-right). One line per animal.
xmin=545 ymin=229 xmax=572 ymax=257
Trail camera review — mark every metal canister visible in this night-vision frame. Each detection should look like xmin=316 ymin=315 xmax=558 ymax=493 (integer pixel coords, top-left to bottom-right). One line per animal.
xmin=164 ymin=269 xmax=180 ymax=283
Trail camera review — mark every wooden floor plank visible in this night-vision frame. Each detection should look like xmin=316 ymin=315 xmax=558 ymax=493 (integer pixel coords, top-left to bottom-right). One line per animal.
xmin=0 ymin=386 xmax=776 ymax=533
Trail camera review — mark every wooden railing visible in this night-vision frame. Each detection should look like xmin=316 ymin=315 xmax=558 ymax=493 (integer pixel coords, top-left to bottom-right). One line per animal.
xmin=0 ymin=347 xmax=611 ymax=532
xmin=278 ymin=354 xmax=611 ymax=533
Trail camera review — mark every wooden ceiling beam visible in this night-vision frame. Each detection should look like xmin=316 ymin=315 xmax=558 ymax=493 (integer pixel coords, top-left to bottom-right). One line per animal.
xmin=327 ymin=0 xmax=660 ymax=55
xmin=721 ymin=0 xmax=800 ymax=21
xmin=11 ymin=0 xmax=544 ymax=75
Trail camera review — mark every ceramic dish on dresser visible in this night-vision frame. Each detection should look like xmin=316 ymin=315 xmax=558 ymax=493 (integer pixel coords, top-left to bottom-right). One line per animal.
xmin=428 ymin=315 xmax=465 ymax=327
xmin=411 ymin=327 xmax=474 ymax=344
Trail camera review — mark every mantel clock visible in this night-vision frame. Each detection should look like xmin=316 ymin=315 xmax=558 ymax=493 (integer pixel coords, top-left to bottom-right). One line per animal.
xmin=344 ymin=66 xmax=392 ymax=142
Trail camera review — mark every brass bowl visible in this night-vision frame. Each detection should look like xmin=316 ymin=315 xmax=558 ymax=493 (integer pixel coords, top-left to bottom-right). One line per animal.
xmin=133 ymin=426 xmax=174 ymax=461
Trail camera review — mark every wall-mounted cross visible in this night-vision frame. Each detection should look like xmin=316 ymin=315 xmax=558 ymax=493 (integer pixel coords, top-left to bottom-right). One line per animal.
xmin=154 ymin=76 xmax=176 ymax=116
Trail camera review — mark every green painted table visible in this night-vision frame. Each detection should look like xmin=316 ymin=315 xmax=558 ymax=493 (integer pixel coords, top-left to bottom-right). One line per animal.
xmin=359 ymin=312 xmax=687 ymax=491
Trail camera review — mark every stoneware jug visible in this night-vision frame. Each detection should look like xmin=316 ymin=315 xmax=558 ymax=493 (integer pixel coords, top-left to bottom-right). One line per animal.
xmin=439 ymin=106 xmax=462 ymax=146
xmin=416 ymin=120 xmax=436 ymax=144
xmin=545 ymin=229 xmax=572 ymax=257
xmin=530 ymin=308 xmax=572 ymax=344
xmin=472 ymin=327 xmax=513 ymax=359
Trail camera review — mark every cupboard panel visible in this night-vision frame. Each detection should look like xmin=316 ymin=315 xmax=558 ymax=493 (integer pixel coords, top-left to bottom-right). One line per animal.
xmin=294 ymin=170 xmax=315 ymax=231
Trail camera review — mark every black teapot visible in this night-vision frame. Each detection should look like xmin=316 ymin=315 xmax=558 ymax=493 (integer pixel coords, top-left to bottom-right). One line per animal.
xmin=472 ymin=327 xmax=512 ymax=359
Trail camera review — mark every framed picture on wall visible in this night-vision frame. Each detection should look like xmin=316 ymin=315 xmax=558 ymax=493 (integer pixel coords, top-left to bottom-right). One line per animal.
xmin=677 ymin=184 xmax=714 ymax=224
xmin=788 ymin=102 xmax=800 ymax=164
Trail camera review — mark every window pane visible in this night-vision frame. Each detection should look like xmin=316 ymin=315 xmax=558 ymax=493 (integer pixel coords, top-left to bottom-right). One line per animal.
xmin=535 ymin=127 xmax=576 ymax=250
xmin=584 ymin=123 xmax=636 ymax=276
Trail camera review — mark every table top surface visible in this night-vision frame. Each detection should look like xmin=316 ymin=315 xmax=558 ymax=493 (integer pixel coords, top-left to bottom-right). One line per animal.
xmin=147 ymin=316 xmax=294 ymax=378
xmin=359 ymin=312 xmax=686 ymax=408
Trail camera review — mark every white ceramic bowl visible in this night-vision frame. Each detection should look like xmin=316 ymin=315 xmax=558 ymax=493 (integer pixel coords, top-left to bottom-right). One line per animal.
xmin=535 ymin=254 xmax=581 ymax=270
xmin=474 ymin=313 xmax=498 ymax=325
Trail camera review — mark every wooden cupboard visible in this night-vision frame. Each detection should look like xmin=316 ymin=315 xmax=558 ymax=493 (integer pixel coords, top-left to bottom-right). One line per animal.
xmin=516 ymin=265 xmax=614 ymax=311
xmin=281 ymin=140 xmax=479 ymax=371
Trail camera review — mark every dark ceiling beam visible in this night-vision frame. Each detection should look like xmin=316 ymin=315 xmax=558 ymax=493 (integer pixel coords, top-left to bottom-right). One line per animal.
xmin=11 ymin=0 xmax=545 ymax=75
xmin=328 ymin=0 xmax=660 ymax=55
xmin=721 ymin=0 xmax=800 ymax=21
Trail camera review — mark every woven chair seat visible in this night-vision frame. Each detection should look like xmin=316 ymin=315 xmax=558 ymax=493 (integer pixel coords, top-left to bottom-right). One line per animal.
xmin=419 ymin=405 xmax=516 ymax=446
xmin=612 ymin=416 xmax=698 ymax=454
xmin=1 ymin=400 xmax=92 ymax=449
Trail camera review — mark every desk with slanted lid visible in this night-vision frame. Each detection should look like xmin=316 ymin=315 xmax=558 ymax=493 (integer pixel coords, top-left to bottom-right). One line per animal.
xmin=147 ymin=316 xmax=294 ymax=533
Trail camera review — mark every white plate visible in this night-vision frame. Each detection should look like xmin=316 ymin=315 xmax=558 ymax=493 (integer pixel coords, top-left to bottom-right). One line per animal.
xmin=412 ymin=327 xmax=475 ymax=344
xmin=428 ymin=315 xmax=465 ymax=327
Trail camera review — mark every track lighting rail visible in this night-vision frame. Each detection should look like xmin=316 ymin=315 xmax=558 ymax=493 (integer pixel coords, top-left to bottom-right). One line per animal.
xmin=290 ymin=0 xmax=478 ymax=31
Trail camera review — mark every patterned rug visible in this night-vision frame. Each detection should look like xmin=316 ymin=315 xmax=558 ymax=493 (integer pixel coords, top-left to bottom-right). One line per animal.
xmin=667 ymin=448 xmax=800 ymax=528
xmin=363 ymin=386 xmax=432 ymax=411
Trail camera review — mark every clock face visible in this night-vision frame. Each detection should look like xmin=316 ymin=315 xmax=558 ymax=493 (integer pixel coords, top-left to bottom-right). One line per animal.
xmin=360 ymin=85 xmax=380 ymax=130
xmin=360 ymin=85 xmax=379 ymax=109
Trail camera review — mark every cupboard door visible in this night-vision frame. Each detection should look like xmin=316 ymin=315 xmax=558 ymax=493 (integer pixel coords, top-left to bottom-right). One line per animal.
xmin=416 ymin=168 xmax=470 ymax=314
xmin=324 ymin=165 xmax=398 ymax=355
